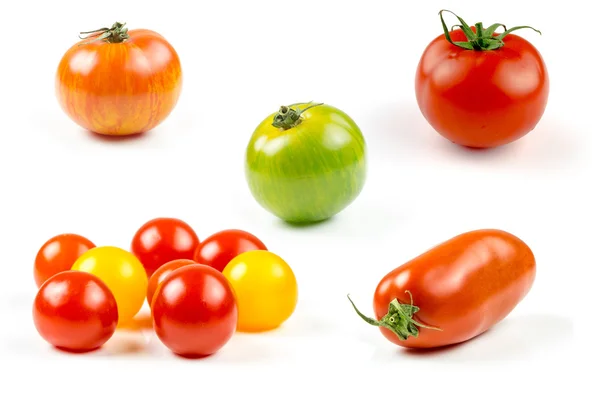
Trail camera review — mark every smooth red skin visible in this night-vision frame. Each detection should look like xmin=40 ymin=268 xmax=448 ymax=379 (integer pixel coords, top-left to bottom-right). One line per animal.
xmin=193 ymin=229 xmax=268 ymax=272
xmin=415 ymin=28 xmax=549 ymax=148
xmin=373 ymin=229 xmax=536 ymax=349
xmin=33 ymin=270 xmax=118 ymax=352
xmin=146 ymin=259 xmax=197 ymax=306
xmin=151 ymin=264 xmax=238 ymax=357
xmin=34 ymin=234 xmax=96 ymax=287
xmin=131 ymin=218 xmax=200 ymax=278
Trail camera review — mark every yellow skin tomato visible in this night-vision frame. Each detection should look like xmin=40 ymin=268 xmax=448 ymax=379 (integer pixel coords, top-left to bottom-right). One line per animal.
xmin=222 ymin=250 xmax=297 ymax=332
xmin=72 ymin=246 xmax=148 ymax=323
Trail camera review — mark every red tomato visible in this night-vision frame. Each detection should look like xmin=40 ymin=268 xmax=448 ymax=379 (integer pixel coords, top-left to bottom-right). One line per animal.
xmin=415 ymin=10 xmax=549 ymax=148
xmin=34 ymin=233 xmax=96 ymax=287
xmin=33 ymin=270 xmax=118 ymax=352
xmin=151 ymin=264 xmax=237 ymax=357
xmin=146 ymin=259 xmax=197 ymax=306
xmin=131 ymin=217 xmax=200 ymax=277
xmin=56 ymin=22 xmax=182 ymax=136
xmin=194 ymin=229 xmax=268 ymax=272
xmin=349 ymin=229 xmax=536 ymax=349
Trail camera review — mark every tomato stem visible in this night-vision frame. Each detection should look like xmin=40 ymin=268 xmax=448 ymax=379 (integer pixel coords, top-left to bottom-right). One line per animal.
xmin=272 ymin=102 xmax=324 ymax=130
xmin=438 ymin=9 xmax=541 ymax=51
xmin=78 ymin=22 xmax=130 ymax=45
xmin=347 ymin=291 xmax=441 ymax=341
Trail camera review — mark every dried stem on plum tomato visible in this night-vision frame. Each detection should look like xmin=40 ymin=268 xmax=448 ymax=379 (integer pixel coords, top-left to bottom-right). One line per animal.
xmin=78 ymin=22 xmax=130 ymax=45
xmin=272 ymin=102 xmax=324 ymax=130
xmin=439 ymin=9 xmax=541 ymax=51
xmin=347 ymin=291 xmax=441 ymax=341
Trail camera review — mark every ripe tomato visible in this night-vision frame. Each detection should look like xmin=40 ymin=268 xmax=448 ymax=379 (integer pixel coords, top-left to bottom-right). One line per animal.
xmin=34 ymin=233 xmax=95 ymax=287
xmin=222 ymin=250 xmax=297 ymax=332
xmin=152 ymin=264 xmax=237 ymax=357
xmin=56 ymin=22 xmax=182 ymax=136
xmin=194 ymin=229 xmax=268 ymax=272
xmin=33 ymin=270 xmax=118 ymax=352
xmin=146 ymin=259 xmax=197 ymax=307
xmin=415 ymin=10 xmax=549 ymax=148
xmin=348 ymin=229 xmax=536 ymax=349
xmin=245 ymin=102 xmax=367 ymax=223
xmin=131 ymin=217 xmax=200 ymax=278
xmin=71 ymin=246 xmax=148 ymax=323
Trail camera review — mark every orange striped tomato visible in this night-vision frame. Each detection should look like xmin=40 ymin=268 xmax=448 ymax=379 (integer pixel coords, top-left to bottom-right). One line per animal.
xmin=56 ymin=22 xmax=182 ymax=136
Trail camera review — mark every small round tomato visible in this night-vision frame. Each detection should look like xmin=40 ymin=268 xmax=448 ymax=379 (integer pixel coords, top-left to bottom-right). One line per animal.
xmin=131 ymin=217 xmax=200 ymax=278
xmin=146 ymin=259 xmax=197 ymax=306
xmin=222 ymin=250 xmax=297 ymax=332
xmin=71 ymin=246 xmax=148 ymax=323
xmin=415 ymin=10 xmax=549 ymax=148
xmin=152 ymin=264 xmax=238 ymax=357
xmin=56 ymin=22 xmax=182 ymax=136
xmin=33 ymin=270 xmax=118 ymax=352
xmin=194 ymin=229 xmax=268 ymax=272
xmin=34 ymin=233 xmax=96 ymax=287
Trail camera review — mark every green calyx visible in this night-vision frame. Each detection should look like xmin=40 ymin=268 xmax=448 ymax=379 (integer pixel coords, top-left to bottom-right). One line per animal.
xmin=271 ymin=102 xmax=324 ymax=130
xmin=78 ymin=22 xmax=130 ymax=45
xmin=439 ymin=9 xmax=541 ymax=51
xmin=347 ymin=291 xmax=441 ymax=341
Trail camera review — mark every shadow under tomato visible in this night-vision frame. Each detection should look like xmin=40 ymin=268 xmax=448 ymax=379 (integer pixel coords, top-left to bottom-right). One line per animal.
xmin=53 ymin=345 xmax=103 ymax=355
xmin=278 ymin=216 xmax=337 ymax=230
xmin=101 ymin=331 xmax=149 ymax=356
xmin=84 ymin=129 xmax=150 ymax=143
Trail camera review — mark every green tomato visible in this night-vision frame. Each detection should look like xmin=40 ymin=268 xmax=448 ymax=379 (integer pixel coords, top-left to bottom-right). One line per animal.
xmin=245 ymin=102 xmax=367 ymax=223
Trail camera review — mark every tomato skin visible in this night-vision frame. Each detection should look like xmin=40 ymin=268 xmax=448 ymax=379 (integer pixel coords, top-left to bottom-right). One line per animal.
xmin=193 ymin=229 xmax=268 ymax=272
xmin=372 ymin=229 xmax=535 ymax=349
xmin=131 ymin=217 xmax=200 ymax=278
xmin=56 ymin=28 xmax=182 ymax=136
xmin=34 ymin=233 xmax=96 ymax=287
xmin=33 ymin=270 xmax=118 ymax=352
xmin=151 ymin=264 xmax=237 ymax=357
xmin=146 ymin=259 xmax=197 ymax=307
xmin=415 ymin=29 xmax=549 ymax=148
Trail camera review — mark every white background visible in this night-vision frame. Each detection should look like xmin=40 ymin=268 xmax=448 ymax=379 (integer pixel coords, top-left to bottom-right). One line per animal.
xmin=0 ymin=0 xmax=595 ymax=398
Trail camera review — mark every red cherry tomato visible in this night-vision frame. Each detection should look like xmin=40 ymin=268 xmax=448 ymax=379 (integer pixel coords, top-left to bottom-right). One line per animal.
xmin=34 ymin=233 xmax=96 ymax=287
xmin=194 ymin=229 xmax=268 ymax=272
xmin=131 ymin=217 xmax=200 ymax=277
xmin=146 ymin=259 xmax=197 ymax=306
xmin=33 ymin=270 xmax=118 ymax=352
xmin=151 ymin=264 xmax=238 ymax=358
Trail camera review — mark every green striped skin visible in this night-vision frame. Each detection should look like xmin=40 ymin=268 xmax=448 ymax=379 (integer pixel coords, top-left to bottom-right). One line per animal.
xmin=245 ymin=104 xmax=367 ymax=224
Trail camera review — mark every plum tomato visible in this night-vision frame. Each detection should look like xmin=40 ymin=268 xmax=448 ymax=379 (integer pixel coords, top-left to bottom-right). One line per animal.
xmin=131 ymin=217 xmax=200 ymax=278
xmin=193 ymin=229 xmax=267 ymax=272
xmin=222 ymin=250 xmax=297 ymax=332
xmin=34 ymin=233 xmax=96 ymax=287
xmin=33 ymin=270 xmax=118 ymax=352
xmin=146 ymin=259 xmax=197 ymax=307
xmin=71 ymin=246 xmax=148 ymax=323
xmin=151 ymin=264 xmax=238 ymax=358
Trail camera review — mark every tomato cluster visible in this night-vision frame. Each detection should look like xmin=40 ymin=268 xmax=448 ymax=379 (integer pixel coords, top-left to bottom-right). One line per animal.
xmin=32 ymin=218 xmax=298 ymax=357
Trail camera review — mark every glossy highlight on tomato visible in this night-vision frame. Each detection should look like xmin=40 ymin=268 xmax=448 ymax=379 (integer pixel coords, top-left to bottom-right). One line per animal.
xmin=56 ymin=22 xmax=182 ymax=136
xmin=415 ymin=10 xmax=549 ymax=148
xmin=194 ymin=229 xmax=267 ymax=272
xmin=34 ymin=233 xmax=95 ymax=287
xmin=146 ymin=259 xmax=197 ymax=306
xmin=33 ymin=270 xmax=118 ymax=353
xmin=349 ymin=229 xmax=536 ymax=349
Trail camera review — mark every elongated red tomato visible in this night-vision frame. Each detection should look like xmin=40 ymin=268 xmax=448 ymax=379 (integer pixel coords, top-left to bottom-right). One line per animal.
xmin=56 ymin=22 xmax=182 ymax=136
xmin=349 ymin=229 xmax=536 ymax=349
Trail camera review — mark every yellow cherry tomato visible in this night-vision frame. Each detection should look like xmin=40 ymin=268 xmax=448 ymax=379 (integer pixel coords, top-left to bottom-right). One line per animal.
xmin=222 ymin=250 xmax=297 ymax=332
xmin=72 ymin=246 xmax=148 ymax=323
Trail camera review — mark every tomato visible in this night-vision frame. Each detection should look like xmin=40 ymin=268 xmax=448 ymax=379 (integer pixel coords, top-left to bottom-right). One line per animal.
xmin=33 ymin=270 xmax=118 ymax=352
xmin=194 ymin=229 xmax=268 ymax=272
xmin=131 ymin=217 xmax=200 ymax=278
xmin=245 ymin=102 xmax=367 ymax=223
xmin=56 ymin=22 xmax=182 ymax=136
xmin=152 ymin=264 xmax=237 ymax=357
xmin=415 ymin=10 xmax=549 ymax=148
xmin=146 ymin=259 xmax=197 ymax=306
xmin=348 ymin=229 xmax=536 ymax=349
xmin=222 ymin=250 xmax=297 ymax=332
xmin=71 ymin=246 xmax=148 ymax=323
xmin=33 ymin=233 xmax=95 ymax=287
